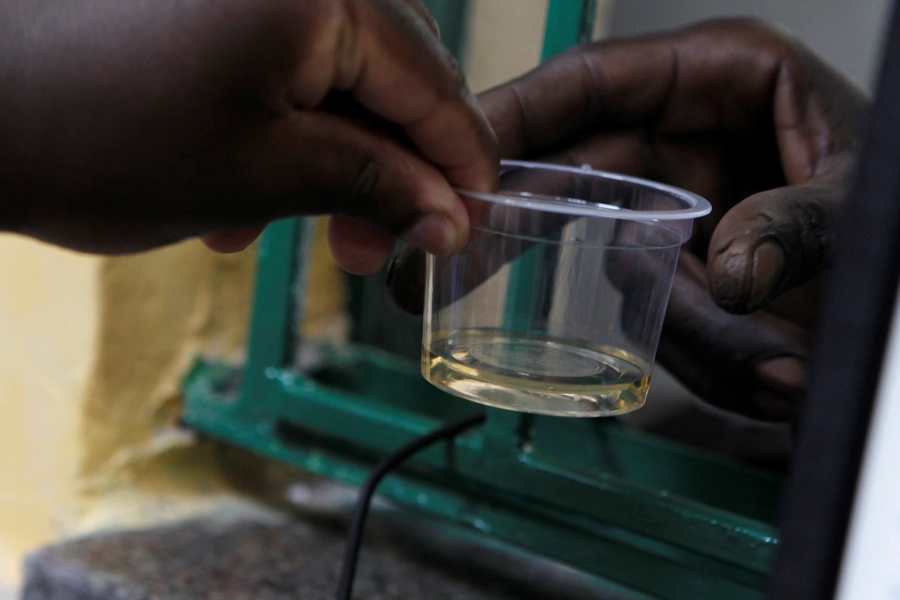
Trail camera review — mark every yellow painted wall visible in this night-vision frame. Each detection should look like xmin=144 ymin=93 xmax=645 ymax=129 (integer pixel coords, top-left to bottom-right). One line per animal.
xmin=463 ymin=0 xmax=550 ymax=93
xmin=0 ymin=238 xmax=97 ymax=585
xmin=0 ymin=2 xmax=611 ymax=592
xmin=464 ymin=0 xmax=613 ymax=93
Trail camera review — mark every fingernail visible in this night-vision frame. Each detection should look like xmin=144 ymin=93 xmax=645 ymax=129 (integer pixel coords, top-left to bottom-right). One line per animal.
xmin=402 ymin=213 xmax=458 ymax=256
xmin=754 ymin=356 xmax=808 ymax=396
xmin=383 ymin=250 xmax=427 ymax=316
xmin=749 ymin=241 xmax=785 ymax=309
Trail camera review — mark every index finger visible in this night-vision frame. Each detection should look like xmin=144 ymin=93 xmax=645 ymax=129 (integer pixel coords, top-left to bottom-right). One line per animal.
xmin=479 ymin=17 xmax=861 ymax=178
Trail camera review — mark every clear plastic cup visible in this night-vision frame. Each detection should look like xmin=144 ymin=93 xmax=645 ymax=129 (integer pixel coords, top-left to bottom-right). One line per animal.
xmin=422 ymin=160 xmax=712 ymax=417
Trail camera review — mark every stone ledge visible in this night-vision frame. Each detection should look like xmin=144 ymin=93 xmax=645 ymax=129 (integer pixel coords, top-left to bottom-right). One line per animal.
xmin=21 ymin=506 xmax=626 ymax=600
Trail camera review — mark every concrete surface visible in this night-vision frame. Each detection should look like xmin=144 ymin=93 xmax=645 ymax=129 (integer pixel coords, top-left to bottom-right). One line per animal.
xmin=21 ymin=497 xmax=628 ymax=600
xmin=23 ymin=519 xmax=508 ymax=600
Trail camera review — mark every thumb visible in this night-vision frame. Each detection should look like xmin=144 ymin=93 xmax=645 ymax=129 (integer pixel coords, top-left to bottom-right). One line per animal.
xmin=707 ymin=176 xmax=845 ymax=314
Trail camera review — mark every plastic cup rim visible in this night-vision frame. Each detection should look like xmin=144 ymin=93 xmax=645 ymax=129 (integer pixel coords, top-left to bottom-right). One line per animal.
xmin=455 ymin=160 xmax=713 ymax=221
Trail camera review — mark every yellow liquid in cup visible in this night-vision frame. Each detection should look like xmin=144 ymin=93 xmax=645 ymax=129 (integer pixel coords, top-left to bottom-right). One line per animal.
xmin=424 ymin=329 xmax=650 ymax=417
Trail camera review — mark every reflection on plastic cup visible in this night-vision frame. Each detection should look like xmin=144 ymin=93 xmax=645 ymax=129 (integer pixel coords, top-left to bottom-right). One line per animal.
xmin=422 ymin=160 xmax=712 ymax=417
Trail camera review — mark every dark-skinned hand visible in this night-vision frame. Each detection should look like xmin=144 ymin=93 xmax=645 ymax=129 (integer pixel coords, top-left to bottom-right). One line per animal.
xmin=0 ymin=0 xmax=498 ymax=274
xmin=386 ymin=18 xmax=868 ymax=422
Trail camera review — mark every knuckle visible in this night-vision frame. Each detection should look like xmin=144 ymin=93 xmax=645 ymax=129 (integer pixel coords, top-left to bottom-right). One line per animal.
xmin=351 ymin=157 xmax=383 ymax=204
xmin=422 ymin=10 xmax=441 ymax=39
xmin=401 ymin=0 xmax=441 ymax=38
xmin=435 ymin=52 xmax=468 ymax=101
xmin=690 ymin=17 xmax=797 ymax=60
xmin=702 ymin=16 xmax=785 ymax=39
xmin=447 ymin=54 xmax=466 ymax=91
xmin=347 ymin=158 xmax=413 ymax=234
xmin=731 ymin=16 xmax=782 ymax=35
xmin=764 ymin=193 xmax=835 ymax=284
xmin=792 ymin=197 xmax=835 ymax=264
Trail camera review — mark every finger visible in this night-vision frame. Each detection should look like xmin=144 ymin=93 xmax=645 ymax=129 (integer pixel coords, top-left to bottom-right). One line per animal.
xmin=383 ymin=131 xmax=660 ymax=315
xmin=200 ymin=226 xmax=266 ymax=253
xmin=479 ymin=35 xmax=677 ymax=158
xmin=658 ymin=251 xmax=811 ymax=421
xmin=386 ymin=226 xmax=540 ymax=316
xmin=386 ymin=244 xmax=427 ymax=314
xmin=327 ymin=216 xmax=396 ymax=275
xmin=706 ymin=167 xmax=849 ymax=314
xmin=479 ymin=19 xmax=772 ymax=157
xmin=295 ymin=0 xmax=498 ymax=193
xmin=479 ymin=18 xmax=864 ymax=169
xmin=602 ymin=225 xmax=681 ymax=346
xmin=238 ymin=109 xmax=470 ymax=257
xmin=386 ymin=162 xmax=597 ymax=315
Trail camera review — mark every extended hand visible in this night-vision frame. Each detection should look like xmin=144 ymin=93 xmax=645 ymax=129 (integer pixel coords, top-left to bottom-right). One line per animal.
xmin=387 ymin=19 xmax=868 ymax=421
xmin=0 ymin=0 xmax=498 ymax=274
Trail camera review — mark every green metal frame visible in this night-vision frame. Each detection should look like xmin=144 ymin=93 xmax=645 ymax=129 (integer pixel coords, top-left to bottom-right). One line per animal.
xmin=182 ymin=3 xmax=783 ymax=599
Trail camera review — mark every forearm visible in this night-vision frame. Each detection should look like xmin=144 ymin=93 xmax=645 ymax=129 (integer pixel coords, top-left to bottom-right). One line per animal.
xmin=0 ymin=2 xmax=45 ymax=233
xmin=0 ymin=0 xmax=256 ymax=243
xmin=0 ymin=0 xmax=497 ymax=261
xmin=0 ymin=0 xmax=137 ymax=235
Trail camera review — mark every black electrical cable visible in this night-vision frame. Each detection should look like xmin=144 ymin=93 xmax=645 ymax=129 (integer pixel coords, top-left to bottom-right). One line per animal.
xmin=335 ymin=411 xmax=487 ymax=600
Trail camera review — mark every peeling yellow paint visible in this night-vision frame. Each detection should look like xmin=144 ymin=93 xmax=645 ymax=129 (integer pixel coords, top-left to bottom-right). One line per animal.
xmin=80 ymin=240 xmax=255 ymax=483
xmin=70 ymin=220 xmax=345 ymax=552
xmin=0 ymin=216 xmax=351 ymax=591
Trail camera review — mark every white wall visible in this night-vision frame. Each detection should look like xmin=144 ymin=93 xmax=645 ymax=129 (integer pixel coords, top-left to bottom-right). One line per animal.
xmin=610 ymin=0 xmax=893 ymax=91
